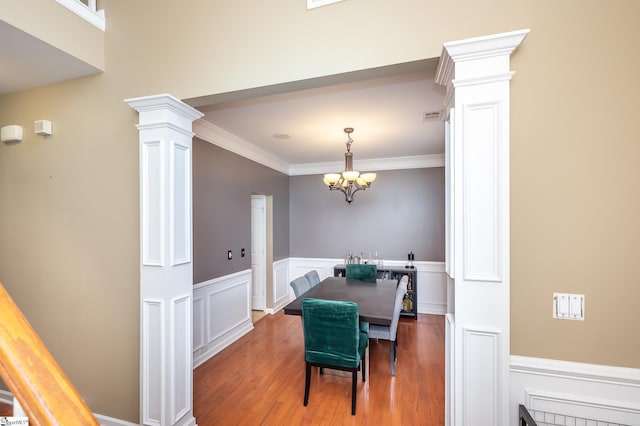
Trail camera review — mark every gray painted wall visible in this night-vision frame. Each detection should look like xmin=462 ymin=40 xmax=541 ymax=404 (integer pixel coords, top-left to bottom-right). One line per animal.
xmin=193 ymin=138 xmax=290 ymax=283
xmin=290 ymin=168 xmax=445 ymax=262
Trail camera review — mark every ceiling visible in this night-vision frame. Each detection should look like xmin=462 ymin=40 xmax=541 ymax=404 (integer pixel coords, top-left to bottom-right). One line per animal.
xmin=189 ymin=60 xmax=447 ymax=171
xmin=2 ymin=20 xmax=446 ymax=170
xmin=0 ymin=21 xmax=101 ymax=95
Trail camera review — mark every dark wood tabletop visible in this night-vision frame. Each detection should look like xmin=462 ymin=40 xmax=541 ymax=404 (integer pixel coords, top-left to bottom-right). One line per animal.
xmin=283 ymin=277 xmax=398 ymax=326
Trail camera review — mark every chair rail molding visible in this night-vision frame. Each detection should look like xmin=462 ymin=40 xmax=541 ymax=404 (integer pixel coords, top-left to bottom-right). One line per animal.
xmin=126 ymin=94 xmax=203 ymax=426
xmin=436 ymin=29 xmax=530 ymax=426
xmin=510 ymin=355 xmax=640 ymax=425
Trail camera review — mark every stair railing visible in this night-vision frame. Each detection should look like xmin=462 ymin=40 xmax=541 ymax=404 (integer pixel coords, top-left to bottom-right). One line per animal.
xmin=0 ymin=282 xmax=98 ymax=425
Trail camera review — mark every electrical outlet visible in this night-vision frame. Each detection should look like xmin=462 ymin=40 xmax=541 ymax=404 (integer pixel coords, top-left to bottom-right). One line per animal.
xmin=241 ymin=248 xmax=245 ymax=257
xmin=227 ymin=250 xmax=232 ymax=260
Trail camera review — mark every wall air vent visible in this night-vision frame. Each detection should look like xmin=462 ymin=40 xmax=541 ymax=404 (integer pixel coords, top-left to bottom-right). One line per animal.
xmin=423 ymin=111 xmax=442 ymax=121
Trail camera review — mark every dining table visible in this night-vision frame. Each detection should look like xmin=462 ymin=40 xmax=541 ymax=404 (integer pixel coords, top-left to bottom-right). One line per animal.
xmin=283 ymin=276 xmax=398 ymax=326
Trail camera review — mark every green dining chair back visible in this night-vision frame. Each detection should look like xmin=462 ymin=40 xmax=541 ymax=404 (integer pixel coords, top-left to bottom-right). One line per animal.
xmin=345 ymin=264 xmax=377 ymax=281
xmin=301 ymin=298 xmax=368 ymax=415
xmin=369 ymin=275 xmax=409 ymax=376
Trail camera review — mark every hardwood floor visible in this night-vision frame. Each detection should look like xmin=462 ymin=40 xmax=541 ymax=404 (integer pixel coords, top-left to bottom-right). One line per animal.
xmin=252 ymin=309 xmax=267 ymax=324
xmin=0 ymin=311 xmax=444 ymax=424
xmin=194 ymin=311 xmax=445 ymax=425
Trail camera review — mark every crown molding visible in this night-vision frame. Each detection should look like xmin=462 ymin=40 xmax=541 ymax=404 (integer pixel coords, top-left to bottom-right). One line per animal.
xmin=289 ymin=154 xmax=444 ymax=176
xmin=443 ymin=28 xmax=530 ymax=64
xmin=194 ymin=119 xmax=444 ymax=176
xmin=193 ymin=119 xmax=290 ymax=175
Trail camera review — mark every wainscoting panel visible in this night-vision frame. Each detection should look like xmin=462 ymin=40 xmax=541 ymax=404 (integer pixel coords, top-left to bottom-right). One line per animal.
xmin=462 ymin=326 xmax=503 ymax=426
xmin=170 ymin=294 xmax=191 ymax=423
xmin=462 ymin=102 xmax=503 ymax=283
xmin=192 ymin=270 xmax=253 ymax=368
xmin=170 ymin=141 xmax=191 ymax=266
xmin=445 ymin=313 xmax=456 ymax=426
xmin=416 ymin=261 xmax=447 ymax=315
xmin=141 ymin=140 xmax=164 ymax=267
xmin=142 ymin=298 xmax=163 ymax=425
xmin=271 ymin=259 xmax=290 ymax=313
xmin=510 ymin=356 xmax=640 ymax=426
xmin=192 ymin=296 xmax=204 ymax=352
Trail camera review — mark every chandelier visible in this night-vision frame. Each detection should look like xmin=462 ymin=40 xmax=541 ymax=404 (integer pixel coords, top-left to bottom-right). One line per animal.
xmin=323 ymin=127 xmax=377 ymax=204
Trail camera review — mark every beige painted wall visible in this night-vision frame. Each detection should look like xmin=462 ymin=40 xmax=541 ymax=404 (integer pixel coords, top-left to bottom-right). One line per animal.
xmin=0 ymin=0 xmax=638 ymax=421
xmin=0 ymin=0 xmax=104 ymax=70
xmin=509 ymin=2 xmax=640 ymax=366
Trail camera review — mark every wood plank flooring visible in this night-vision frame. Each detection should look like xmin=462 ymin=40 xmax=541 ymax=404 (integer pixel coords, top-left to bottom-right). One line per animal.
xmin=0 ymin=311 xmax=444 ymax=424
xmin=194 ymin=311 xmax=445 ymax=425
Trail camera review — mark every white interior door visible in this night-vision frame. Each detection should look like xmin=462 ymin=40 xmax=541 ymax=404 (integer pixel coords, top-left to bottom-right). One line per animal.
xmin=251 ymin=195 xmax=266 ymax=311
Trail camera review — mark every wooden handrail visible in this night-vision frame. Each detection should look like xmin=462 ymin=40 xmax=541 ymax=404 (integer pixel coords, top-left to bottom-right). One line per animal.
xmin=0 ymin=282 xmax=98 ymax=425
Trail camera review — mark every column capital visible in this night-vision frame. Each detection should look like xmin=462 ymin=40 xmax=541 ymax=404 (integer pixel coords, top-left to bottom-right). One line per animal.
xmin=442 ymin=29 xmax=530 ymax=64
xmin=125 ymin=93 xmax=204 ymax=126
xmin=435 ymin=29 xmax=529 ymax=110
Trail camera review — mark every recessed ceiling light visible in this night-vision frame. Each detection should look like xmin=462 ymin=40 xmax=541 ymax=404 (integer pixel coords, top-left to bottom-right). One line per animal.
xmin=272 ymin=133 xmax=291 ymax=140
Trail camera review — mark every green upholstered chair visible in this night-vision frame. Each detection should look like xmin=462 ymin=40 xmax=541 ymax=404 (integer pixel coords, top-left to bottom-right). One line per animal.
xmin=369 ymin=275 xmax=408 ymax=376
xmin=345 ymin=264 xmax=377 ymax=281
xmin=304 ymin=270 xmax=321 ymax=288
xmin=301 ymin=298 xmax=368 ymax=416
xmin=290 ymin=275 xmax=311 ymax=298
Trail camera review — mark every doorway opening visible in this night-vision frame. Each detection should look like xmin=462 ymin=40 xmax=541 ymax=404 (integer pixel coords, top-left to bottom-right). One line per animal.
xmin=251 ymin=193 xmax=273 ymax=322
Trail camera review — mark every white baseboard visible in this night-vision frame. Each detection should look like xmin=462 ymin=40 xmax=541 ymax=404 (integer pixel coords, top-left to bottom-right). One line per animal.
xmin=94 ymin=413 xmax=139 ymax=426
xmin=418 ymin=302 xmax=447 ymax=315
xmin=0 ymin=389 xmax=11 ymax=405
xmin=0 ymin=389 xmax=138 ymax=426
xmin=510 ymin=355 xmax=640 ymax=425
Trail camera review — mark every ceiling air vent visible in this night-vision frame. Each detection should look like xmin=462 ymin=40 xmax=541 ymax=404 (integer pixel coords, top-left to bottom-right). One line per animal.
xmin=423 ymin=111 xmax=442 ymax=121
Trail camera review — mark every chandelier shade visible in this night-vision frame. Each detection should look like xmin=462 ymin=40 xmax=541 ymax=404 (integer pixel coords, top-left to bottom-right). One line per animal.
xmin=323 ymin=127 xmax=377 ymax=203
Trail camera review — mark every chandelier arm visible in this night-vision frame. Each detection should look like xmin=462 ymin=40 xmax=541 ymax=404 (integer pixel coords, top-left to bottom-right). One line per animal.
xmin=328 ymin=185 xmax=352 ymax=203
xmin=349 ymin=185 xmax=367 ymax=198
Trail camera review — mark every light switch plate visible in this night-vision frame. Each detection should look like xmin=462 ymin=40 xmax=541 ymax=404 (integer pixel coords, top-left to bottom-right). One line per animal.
xmin=553 ymin=293 xmax=584 ymax=320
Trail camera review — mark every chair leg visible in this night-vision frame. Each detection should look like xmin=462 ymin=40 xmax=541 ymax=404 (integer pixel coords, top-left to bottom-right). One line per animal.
xmin=362 ymin=348 xmax=367 ymax=382
xmin=351 ymin=369 xmax=357 ymax=415
xmin=304 ymin=363 xmax=311 ymax=406
xmin=390 ymin=340 xmax=396 ymax=376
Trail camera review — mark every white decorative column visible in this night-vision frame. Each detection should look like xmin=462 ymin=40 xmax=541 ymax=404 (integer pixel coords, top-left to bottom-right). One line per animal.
xmin=436 ymin=30 xmax=529 ymax=426
xmin=125 ymin=94 xmax=203 ymax=426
